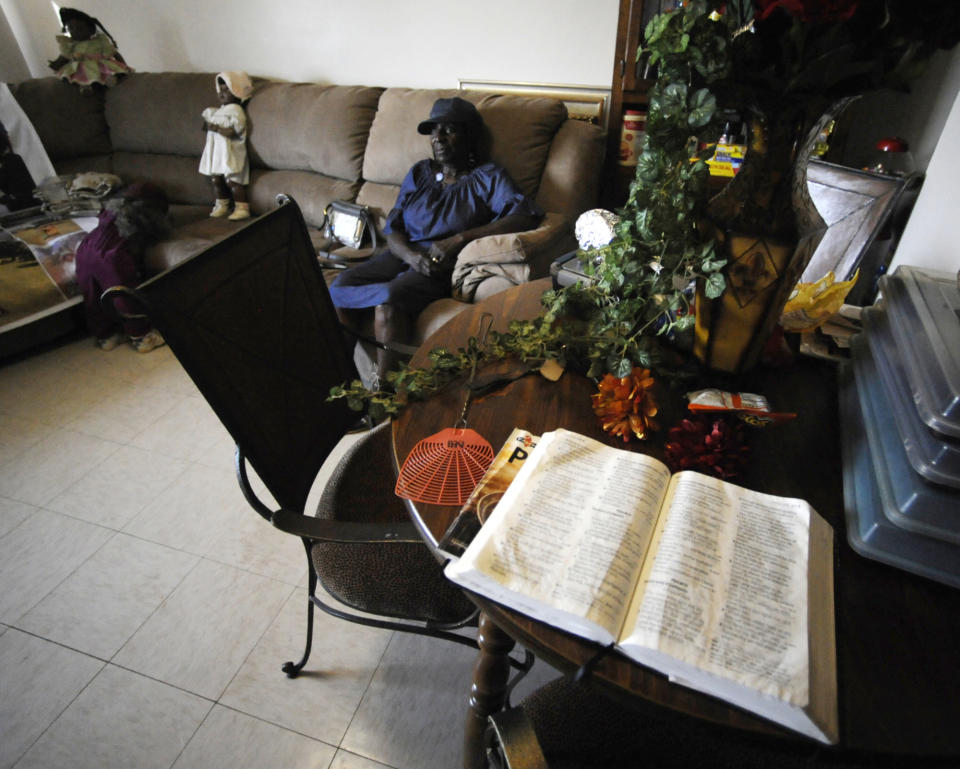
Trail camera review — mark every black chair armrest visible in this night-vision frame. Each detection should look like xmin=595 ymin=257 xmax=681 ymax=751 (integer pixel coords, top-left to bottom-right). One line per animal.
xmin=234 ymin=445 xmax=421 ymax=543
xmin=270 ymin=509 xmax=422 ymax=544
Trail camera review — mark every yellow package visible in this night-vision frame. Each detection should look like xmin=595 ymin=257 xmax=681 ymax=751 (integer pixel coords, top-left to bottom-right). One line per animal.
xmin=780 ymin=270 xmax=859 ymax=332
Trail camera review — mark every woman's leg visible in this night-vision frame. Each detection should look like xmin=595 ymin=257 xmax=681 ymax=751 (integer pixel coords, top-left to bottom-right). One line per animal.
xmin=373 ymin=303 xmax=412 ymax=382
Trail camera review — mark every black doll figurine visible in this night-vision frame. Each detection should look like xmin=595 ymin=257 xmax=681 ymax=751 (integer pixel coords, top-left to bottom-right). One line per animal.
xmin=48 ymin=8 xmax=132 ymax=94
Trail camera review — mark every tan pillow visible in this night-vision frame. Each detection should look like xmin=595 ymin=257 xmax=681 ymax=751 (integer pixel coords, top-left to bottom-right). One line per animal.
xmin=452 ymin=213 xmax=574 ymax=301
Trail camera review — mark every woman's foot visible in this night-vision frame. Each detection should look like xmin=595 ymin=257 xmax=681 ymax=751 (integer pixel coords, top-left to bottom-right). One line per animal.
xmin=130 ymin=329 xmax=165 ymax=353
xmin=227 ymin=201 xmax=250 ymax=221
xmin=210 ymin=199 xmax=231 ymax=218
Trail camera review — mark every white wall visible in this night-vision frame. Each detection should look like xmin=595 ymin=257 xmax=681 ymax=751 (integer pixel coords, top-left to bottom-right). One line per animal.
xmin=0 ymin=0 xmax=619 ymax=89
xmin=0 ymin=4 xmax=30 ymax=81
xmin=889 ymin=86 xmax=960 ymax=275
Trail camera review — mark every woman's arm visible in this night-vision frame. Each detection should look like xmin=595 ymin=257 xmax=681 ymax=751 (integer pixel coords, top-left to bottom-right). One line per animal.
xmin=386 ymin=229 xmax=433 ymax=276
xmin=427 ymin=212 xmax=539 ymax=267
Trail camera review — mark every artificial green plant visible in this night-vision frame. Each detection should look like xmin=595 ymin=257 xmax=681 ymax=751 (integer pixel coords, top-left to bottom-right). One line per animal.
xmin=330 ymin=0 xmax=739 ymax=421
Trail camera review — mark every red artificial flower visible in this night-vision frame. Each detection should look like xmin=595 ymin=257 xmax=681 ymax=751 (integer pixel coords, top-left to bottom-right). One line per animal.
xmin=754 ymin=0 xmax=859 ymax=22
xmin=664 ymin=413 xmax=749 ymax=480
xmin=591 ymin=367 xmax=659 ymax=442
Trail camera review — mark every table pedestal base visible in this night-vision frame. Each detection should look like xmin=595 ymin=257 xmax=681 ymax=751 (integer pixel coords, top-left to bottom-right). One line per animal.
xmin=464 ymin=613 xmax=516 ymax=769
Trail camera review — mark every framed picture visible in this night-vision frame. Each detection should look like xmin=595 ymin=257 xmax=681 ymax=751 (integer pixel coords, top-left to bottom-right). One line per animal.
xmin=798 ymin=160 xmax=912 ymax=285
xmin=457 ymin=79 xmax=611 ymax=126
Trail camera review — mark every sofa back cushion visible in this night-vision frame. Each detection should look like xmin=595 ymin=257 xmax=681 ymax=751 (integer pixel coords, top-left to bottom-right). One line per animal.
xmin=7 ymin=78 xmax=112 ymax=161
xmin=361 ymin=88 xmax=459 ymax=187
xmin=473 ymin=92 xmax=568 ymax=199
xmin=362 ymin=88 xmax=567 ymax=201
xmin=106 ymin=72 xmax=216 ymax=156
xmin=247 ymin=83 xmax=382 ymax=182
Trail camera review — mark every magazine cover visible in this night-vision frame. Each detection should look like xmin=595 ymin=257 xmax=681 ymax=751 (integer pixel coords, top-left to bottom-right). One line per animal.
xmin=11 ymin=216 xmax=98 ymax=298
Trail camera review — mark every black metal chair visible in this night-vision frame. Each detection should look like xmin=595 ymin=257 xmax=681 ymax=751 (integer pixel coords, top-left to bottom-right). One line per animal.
xmin=103 ymin=196 xmax=489 ymax=678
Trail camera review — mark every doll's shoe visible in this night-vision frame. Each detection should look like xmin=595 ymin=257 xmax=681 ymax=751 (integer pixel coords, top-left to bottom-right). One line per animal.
xmin=95 ymin=333 xmax=124 ymax=351
xmin=227 ymin=202 xmax=251 ymax=221
xmin=210 ymin=199 xmax=231 ymax=218
xmin=130 ymin=330 xmax=166 ymax=353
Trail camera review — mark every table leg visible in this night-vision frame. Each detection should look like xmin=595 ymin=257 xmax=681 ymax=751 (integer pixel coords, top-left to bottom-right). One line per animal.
xmin=464 ymin=611 xmax=516 ymax=769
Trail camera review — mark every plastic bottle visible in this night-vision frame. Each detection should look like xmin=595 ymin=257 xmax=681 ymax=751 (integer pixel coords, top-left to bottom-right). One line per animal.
xmin=618 ymin=110 xmax=646 ymax=166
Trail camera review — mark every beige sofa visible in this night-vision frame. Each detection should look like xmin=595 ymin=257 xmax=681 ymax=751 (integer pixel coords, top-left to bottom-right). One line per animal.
xmin=7 ymin=73 xmax=605 ymax=342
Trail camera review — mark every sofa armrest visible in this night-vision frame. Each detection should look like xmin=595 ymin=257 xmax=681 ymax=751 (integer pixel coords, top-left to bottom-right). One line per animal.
xmin=450 ymin=212 xmax=575 ymax=302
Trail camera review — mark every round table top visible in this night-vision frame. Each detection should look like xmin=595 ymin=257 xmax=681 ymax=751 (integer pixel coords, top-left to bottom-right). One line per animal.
xmin=392 ymin=278 xmax=960 ymax=757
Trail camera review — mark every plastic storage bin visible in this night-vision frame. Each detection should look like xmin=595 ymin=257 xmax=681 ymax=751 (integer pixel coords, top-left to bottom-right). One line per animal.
xmin=861 ymin=307 xmax=960 ymax=488
xmin=839 ymin=364 xmax=960 ymax=589
xmin=881 ymin=266 xmax=960 ymax=439
xmin=851 ymin=333 xmax=960 ymax=544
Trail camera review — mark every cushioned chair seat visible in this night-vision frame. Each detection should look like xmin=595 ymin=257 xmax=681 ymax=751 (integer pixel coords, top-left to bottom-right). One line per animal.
xmin=312 ymin=422 xmax=476 ymax=623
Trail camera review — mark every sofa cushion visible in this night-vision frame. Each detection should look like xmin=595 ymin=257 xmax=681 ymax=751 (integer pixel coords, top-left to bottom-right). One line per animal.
xmin=355 ymin=181 xmax=402 ymax=229
xmin=143 ymin=215 xmax=246 ymax=274
xmin=535 ymin=119 xmax=607 ymax=218
xmin=473 ymin=93 xmax=567 ymax=199
xmin=247 ymin=83 xmax=382 ymax=181
xmin=362 ymin=88 xmax=461 ymax=185
xmin=106 ymin=73 xmax=218 ymax=156
xmin=111 ymin=151 xmax=211 ymax=206
xmin=54 ymin=155 xmax=113 ymax=177
xmin=8 ymin=78 xmax=112 ymax=161
xmin=363 ymin=88 xmax=566 ymax=200
xmin=248 ymin=169 xmax=361 ymax=229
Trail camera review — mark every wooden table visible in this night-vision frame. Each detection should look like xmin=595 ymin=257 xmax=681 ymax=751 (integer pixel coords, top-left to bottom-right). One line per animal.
xmin=392 ymin=278 xmax=960 ymax=769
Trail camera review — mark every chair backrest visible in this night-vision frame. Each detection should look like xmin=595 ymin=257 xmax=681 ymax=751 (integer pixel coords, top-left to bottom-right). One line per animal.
xmin=129 ymin=198 xmax=361 ymax=513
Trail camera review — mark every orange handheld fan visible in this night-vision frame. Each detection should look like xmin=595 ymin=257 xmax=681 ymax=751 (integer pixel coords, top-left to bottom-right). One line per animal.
xmin=395 ymin=313 xmax=496 ymax=506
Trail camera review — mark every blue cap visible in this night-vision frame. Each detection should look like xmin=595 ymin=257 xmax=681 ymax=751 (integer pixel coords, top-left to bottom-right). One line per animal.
xmin=417 ymin=97 xmax=481 ymax=135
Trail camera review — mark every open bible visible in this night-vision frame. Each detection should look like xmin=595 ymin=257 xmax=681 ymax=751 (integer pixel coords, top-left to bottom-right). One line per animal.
xmin=444 ymin=428 xmax=838 ymax=744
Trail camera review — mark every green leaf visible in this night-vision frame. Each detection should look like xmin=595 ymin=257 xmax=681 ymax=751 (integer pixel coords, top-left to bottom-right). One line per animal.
xmin=701 ymin=256 xmax=727 ymax=273
xmin=704 ymin=272 xmax=726 ymax=299
xmin=686 ymin=88 xmax=716 ymax=128
xmin=615 ymin=358 xmax=634 ymax=378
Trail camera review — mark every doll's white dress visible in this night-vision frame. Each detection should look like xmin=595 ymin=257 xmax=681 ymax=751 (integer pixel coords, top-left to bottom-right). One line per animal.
xmin=198 ymin=104 xmax=249 ymax=184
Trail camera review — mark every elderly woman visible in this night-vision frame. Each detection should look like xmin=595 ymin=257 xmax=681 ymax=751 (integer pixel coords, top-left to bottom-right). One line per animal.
xmin=329 ymin=97 xmax=542 ymax=382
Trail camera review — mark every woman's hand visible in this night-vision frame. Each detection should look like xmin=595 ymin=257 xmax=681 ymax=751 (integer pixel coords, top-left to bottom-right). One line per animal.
xmin=48 ymin=56 xmax=69 ymax=70
xmin=426 ymin=232 xmax=466 ymax=268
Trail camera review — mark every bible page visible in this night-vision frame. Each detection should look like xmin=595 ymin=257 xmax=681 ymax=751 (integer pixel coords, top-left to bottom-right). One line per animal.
xmin=445 ymin=429 xmax=671 ymax=643
xmin=619 ymin=471 xmax=812 ymax=707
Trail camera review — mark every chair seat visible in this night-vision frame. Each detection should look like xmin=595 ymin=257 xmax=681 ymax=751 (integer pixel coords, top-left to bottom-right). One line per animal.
xmin=505 ymin=677 xmax=883 ymax=769
xmin=312 ymin=422 xmax=476 ymax=623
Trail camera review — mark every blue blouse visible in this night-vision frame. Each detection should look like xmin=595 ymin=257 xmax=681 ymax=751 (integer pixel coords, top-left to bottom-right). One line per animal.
xmin=384 ymin=159 xmax=541 ymax=247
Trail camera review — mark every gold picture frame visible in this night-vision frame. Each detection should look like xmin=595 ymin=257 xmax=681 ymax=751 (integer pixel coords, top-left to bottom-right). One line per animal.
xmin=457 ymin=79 xmax=610 ymax=126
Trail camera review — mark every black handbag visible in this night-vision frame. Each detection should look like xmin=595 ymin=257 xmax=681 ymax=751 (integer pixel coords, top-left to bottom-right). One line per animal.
xmin=319 ymin=200 xmax=378 ymax=259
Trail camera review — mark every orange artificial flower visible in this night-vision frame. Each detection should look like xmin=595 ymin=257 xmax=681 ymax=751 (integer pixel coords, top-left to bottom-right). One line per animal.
xmin=591 ymin=367 xmax=659 ymax=442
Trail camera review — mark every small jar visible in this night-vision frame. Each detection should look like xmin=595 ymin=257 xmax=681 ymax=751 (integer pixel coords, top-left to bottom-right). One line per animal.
xmin=618 ymin=110 xmax=646 ymax=166
xmin=866 ymin=137 xmax=916 ymax=177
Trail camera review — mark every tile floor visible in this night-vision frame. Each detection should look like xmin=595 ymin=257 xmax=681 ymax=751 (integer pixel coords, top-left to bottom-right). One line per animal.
xmin=0 ymin=331 xmax=556 ymax=769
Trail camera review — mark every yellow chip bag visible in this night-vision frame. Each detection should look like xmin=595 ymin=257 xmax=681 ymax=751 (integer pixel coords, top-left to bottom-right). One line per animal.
xmin=780 ymin=270 xmax=859 ymax=332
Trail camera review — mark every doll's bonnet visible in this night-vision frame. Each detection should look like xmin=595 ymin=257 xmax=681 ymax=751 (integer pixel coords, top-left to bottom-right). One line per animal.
xmin=217 ymin=71 xmax=253 ymax=101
